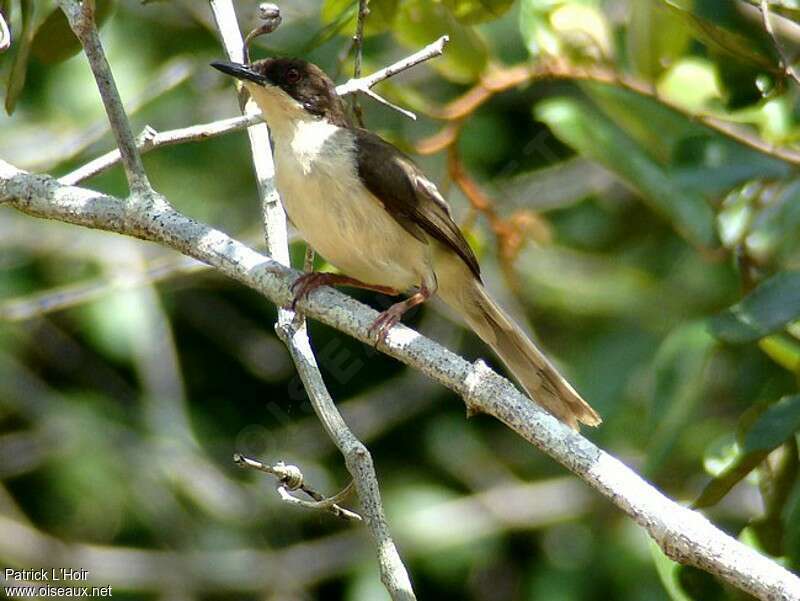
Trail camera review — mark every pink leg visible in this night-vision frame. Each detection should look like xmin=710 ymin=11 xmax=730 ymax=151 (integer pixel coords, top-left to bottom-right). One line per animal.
xmin=290 ymin=272 xmax=400 ymax=310
xmin=368 ymin=283 xmax=433 ymax=345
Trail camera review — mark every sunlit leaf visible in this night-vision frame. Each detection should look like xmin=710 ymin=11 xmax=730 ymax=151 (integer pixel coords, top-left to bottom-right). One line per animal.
xmin=518 ymin=0 xmax=560 ymax=57
xmin=519 ymin=0 xmax=612 ymax=61
xmin=758 ymin=334 xmax=800 ymax=374
xmin=746 ymin=178 xmax=800 ymax=265
xmin=443 ymin=0 xmax=515 ymax=24
xmin=628 ymin=0 xmax=691 ymax=80
xmin=657 ymin=58 xmax=722 ymax=113
xmin=549 ymin=3 xmax=612 ymax=60
xmin=30 ymin=0 xmax=116 ymax=65
xmin=694 ymin=395 xmax=800 ymax=508
xmin=321 ymin=0 xmax=398 ymax=36
xmin=659 ymin=0 xmax=778 ymax=72
xmin=709 ymin=271 xmax=800 ymax=344
xmin=303 ymin=4 xmax=358 ymax=52
xmin=536 ymin=97 xmax=719 ymax=248
xmin=394 ymin=0 xmax=487 ymax=83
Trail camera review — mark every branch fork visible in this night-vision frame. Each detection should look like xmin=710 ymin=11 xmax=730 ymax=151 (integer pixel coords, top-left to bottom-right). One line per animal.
xmin=5 ymin=2 xmax=800 ymax=600
xmin=234 ymin=453 xmax=362 ymax=521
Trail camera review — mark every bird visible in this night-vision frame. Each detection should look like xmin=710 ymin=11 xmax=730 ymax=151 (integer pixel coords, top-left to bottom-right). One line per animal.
xmin=210 ymin=57 xmax=601 ymax=430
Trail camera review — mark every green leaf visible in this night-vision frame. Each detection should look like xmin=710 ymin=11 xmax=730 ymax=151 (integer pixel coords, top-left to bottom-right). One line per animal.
xmin=518 ymin=0 xmax=560 ymax=57
xmin=709 ymin=271 xmax=800 ymax=344
xmin=649 ymin=539 xmax=694 ymax=601
xmin=443 ymin=0 xmax=515 ymax=24
xmin=394 ymin=0 xmax=488 ymax=83
xmin=693 ymin=449 xmax=767 ymax=508
xmin=785 ymin=478 xmax=800 ymax=568
xmin=747 ymin=178 xmax=800 ymax=266
xmin=694 ymin=395 xmax=800 ymax=508
xmin=658 ymin=0 xmax=778 ymax=73
xmin=627 ymin=0 xmax=691 ymax=80
xmin=645 ymin=322 xmax=717 ymax=475
xmin=758 ymin=334 xmax=800 ymax=374
xmin=536 ymin=97 xmax=718 ymax=249
xmin=30 ymin=0 xmax=116 ymax=65
xmin=519 ymin=0 xmax=612 ymax=61
xmin=320 ymin=0 xmax=399 ymax=36
xmin=4 ymin=0 xmax=36 ymax=115
xmin=743 ymin=394 xmax=800 ymax=453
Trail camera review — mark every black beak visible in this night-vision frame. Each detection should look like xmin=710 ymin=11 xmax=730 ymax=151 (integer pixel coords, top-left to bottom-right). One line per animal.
xmin=210 ymin=60 xmax=266 ymax=85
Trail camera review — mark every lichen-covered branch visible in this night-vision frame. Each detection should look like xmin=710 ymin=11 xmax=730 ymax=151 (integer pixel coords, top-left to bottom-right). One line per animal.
xmin=59 ymin=115 xmax=260 ymax=186
xmin=208 ymin=2 xmax=416 ymax=599
xmin=58 ymin=0 xmax=151 ymax=194
xmin=2 ymin=161 xmax=799 ymax=601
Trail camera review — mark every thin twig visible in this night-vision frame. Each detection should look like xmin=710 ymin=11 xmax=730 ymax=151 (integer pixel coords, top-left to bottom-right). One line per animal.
xmin=234 ymin=454 xmax=362 ymax=521
xmin=341 ymin=35 xmax=450 ymax=92
xmin=351 ymin=0 xmax=369 ymax=126
xmin=61 ymin=35 xmax=447 ymax=185
xmin=58 ymin=0 xmax=151 ymax=195
xmin=0 ymin=6 xmax=10 ymax=53
xmin=208 ymin=3 xmax=416 ymax=599
xmin=59 ymin=115 xmax=261 ymax=186
xmin=243 ymin=3 xmax=281 ymax=63
xmin=421 ymin=60 xmax=800 ymax=166
xmin=363 ymin=88 xmax=417 ymax=120
xmin=335 ymin=34 xmax=449 ymax=120
xmin=3 ymin=162 xmax=800 ymax=600
xmin=276 ymin=485 xmax=361 ymax=519
xmin=760 ymin=0 xmax=800 ymax=86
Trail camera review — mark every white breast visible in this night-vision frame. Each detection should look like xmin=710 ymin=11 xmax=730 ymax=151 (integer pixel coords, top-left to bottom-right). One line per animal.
xmin=272 ymin=119 xmax=431 ymax=292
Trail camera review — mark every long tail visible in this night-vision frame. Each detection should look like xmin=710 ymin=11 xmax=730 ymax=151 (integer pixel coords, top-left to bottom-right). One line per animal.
xmin=438 ymin=268 xmax=601 ymax=430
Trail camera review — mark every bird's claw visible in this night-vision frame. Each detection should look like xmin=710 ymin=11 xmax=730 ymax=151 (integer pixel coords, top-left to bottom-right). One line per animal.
xmin=289 ymin=273 xmax=325 ymax=310
xmin=368 ymin=307 xmax=403 ymax=345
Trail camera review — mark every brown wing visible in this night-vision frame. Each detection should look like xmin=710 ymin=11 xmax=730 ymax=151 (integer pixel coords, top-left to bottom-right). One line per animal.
xmin=353 ymin=128 xmax=481 ymax=281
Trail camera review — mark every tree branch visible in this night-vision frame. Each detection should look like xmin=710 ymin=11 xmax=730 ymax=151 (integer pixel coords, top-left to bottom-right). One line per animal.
xmin=59 ymin=115 xmax=261 ymax=186
xmin=760 ymin=0 xmax=800 ymax=86
xmin=338 ymin=35 xmax=450 ymax=94
xmin=422 ymin=60 xmax=800 ymax=167
xmin=351 ymin=0 xmax=369 ymax=125
xmin=207 ymin=2 xmax=416 ymax=599
xmin=58 ymin=0 xmax=151 ymax=194
xmin=234 ymin=454 xmax=362 ymax=521
xmin=2 ymin=162 xmax=799 ymax=600
xmin=60 ymin=34 xmax=449 ymax=186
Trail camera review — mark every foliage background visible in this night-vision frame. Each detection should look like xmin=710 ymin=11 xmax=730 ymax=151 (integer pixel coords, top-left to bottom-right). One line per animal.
xmin=2 ymin=0 xmax=800 ymax=599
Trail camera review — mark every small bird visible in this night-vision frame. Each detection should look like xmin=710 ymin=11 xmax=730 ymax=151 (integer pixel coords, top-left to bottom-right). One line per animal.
xmin=211 ymin=58 xmax=601 ymax=430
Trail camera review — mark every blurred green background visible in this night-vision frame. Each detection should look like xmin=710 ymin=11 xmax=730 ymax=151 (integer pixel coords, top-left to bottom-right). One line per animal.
xmin=2 ymin=0 xmax=800 ymax=599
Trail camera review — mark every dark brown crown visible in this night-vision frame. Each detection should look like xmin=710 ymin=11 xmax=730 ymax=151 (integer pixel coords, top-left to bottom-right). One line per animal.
xmin=251 ymin=58 xmax=350 ymax=126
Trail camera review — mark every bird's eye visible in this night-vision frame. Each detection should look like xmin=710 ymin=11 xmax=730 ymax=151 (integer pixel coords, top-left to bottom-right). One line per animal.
xmin=285 ymin=68 xmax=301 ymax=84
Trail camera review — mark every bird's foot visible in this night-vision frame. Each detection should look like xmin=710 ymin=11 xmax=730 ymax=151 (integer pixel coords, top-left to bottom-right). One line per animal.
xmin=368 ymin=304 xmax=407 ymax=345
xmin=367 ymin=284 xmax=432 ymax=345
xmin=289 ymin=272 xmax=400 ymax=310
xmin=290 ymin=272 xmax=331 ymax=310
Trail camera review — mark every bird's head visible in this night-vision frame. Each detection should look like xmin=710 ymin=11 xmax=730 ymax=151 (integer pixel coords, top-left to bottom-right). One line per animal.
xmin=211 ymin=58 xmax=349 ymax=129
